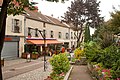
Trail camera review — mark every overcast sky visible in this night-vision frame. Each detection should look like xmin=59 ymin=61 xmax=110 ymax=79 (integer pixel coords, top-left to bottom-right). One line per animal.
xmin=32 ymin=0 xmax=120 ymax=21
xmin=32 ymin=0 xmax=120 ymax=35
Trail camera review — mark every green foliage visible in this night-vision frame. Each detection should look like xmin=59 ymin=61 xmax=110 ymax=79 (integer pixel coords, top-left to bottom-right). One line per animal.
xmin=100 ymin=46 xmax=120 ymax=69
xmin=84 ymin=41 xmax=102 ymax=63
xmin=71 ymin=58 xmax=76 ymax=62
xmin=49 ymin=53 xmax=70 ymax=79
xmin=110 ymin=10 xmax=120 ymax=34
xmin=7 ymin=0 xmax=37 ymax=16
xmin=74 ymin=48 xmax=84 ymax=60
xmin=85 ymin=41 xmax=120 ymax=78
xmin=84 ymin=25 xmax=91 ymax=42
xmin=93 ymin=24 xmax=114 ymax=49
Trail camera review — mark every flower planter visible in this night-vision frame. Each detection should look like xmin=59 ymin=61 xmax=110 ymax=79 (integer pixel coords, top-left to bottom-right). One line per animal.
xmin=87 ymin=63 xmax=112 ymax=80
xmin=44 ymin=66 xmax=73 ymax=80
xmin=31 ymin=54 xmax=39 ymax=59
xmin=1 ymin=57 xmax=4 ymax=66
xmin=21 ymin=53 xmax=28 ymax=59
xmin=64 ymin=66 xmax=73 ymax=80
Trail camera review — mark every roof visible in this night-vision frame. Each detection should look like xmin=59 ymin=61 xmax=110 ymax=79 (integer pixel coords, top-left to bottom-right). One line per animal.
xmin=45 ymin=15 xmax=68 ymax=28
xmin=24 ymin=8 xmax=50 ymax=23
xmin=24 ymin=8 xmax=68 ymax=28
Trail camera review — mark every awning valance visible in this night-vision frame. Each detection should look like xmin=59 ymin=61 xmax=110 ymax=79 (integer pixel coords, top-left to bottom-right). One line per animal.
xmin=26 ymin=39 xmax=63 ymax=45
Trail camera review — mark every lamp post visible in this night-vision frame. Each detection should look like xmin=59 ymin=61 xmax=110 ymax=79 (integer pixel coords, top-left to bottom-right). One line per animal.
xmin=28 ymin=27 xmax=46 ymax=71
xmin=43 ymin=29 xmax=46 ymax=71
xmin=38 ymin=29 xmax=46 ymax=71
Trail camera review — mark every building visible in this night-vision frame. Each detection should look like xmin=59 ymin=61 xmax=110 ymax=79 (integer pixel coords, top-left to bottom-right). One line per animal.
xmin=2 ymin=15 xmax=25 ymax=59
xmin=1 ymin=3 xmax=77 ymax=59
xmin=24 ymin=8 xmax=77 ymax=55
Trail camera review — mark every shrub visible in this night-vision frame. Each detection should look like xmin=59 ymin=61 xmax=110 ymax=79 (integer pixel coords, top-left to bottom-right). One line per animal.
xmin=49 ymin=53 xmax=70 ymax=80
xmin=74 ymin=48 xmax=84 ymax=60
xmin=84 ymin=41 xmax=120 ymax=79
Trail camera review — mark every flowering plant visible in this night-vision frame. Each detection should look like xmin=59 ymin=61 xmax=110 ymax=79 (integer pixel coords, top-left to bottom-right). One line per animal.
xmin=74 ymin=48 xmax=84 ymax=60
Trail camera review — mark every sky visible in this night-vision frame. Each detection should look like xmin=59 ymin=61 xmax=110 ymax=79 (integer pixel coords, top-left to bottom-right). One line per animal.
xmin=32 ymin=0 xmax=120 ymax=21
xmin=32 ymin=0 xmax=120 ymax=34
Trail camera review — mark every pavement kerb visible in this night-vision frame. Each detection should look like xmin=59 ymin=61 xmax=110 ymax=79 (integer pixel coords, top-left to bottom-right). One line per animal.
xmin=64 ymin=65 xmax=73 ymax=80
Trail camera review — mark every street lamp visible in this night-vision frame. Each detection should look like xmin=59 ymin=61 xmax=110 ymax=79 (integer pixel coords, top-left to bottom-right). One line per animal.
xmin=38 ymin=29 xmax=46 ymax=71
xmin=28 ymin=27 xmax=47 ymax=71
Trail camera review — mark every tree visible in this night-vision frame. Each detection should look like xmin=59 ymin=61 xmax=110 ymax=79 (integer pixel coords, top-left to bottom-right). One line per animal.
xmin=63 ymin=0 xmax=103 ymax=47
xmin=93 ymin=8 xmax=120 ymax=48
xmin=84 ymin=24 xmax=91 ymax=42
xmin=93 ymin=23 xmax=114 ymax=48
xmin=108 ymin=10 xmax=120 ymax=34
xmin=0 ymin=0 xmax=36 ymax=79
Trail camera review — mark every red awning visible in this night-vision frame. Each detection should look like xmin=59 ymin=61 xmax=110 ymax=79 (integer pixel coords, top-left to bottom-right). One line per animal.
xmin=26 ymin=39 xmax=63 ymax=45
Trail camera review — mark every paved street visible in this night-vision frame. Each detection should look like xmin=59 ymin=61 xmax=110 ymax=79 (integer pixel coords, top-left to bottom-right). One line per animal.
xmin=2 ymin=57 xmax=52 ymax=80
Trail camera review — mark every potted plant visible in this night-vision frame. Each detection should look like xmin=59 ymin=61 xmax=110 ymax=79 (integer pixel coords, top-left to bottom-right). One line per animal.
xmin=31 ymin=52 xmax=39 ymax=59
xmin=21 ymin=52 xmax=28 ymax=59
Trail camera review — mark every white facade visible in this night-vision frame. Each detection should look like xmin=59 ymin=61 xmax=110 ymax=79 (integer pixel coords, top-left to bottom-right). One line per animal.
xmin=3 ymin=15 xmax=25 ymax=58
xmin=3 ymin=10 xmax=77 ymax=59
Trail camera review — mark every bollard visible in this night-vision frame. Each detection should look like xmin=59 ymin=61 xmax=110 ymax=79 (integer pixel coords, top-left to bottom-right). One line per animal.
xmin=26 ymin=53 xmax=31 ymax=62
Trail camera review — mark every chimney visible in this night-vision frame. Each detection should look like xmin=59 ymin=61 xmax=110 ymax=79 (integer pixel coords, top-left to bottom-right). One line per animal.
xmin=51 ymin=14 xmax=53 ymax=17
xmin=34 ymin=6 xmax=38 ymax=12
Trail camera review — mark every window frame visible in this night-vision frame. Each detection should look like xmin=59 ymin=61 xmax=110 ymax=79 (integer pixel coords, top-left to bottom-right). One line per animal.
xmin=12 ymin=19 xmax=22 ymax=33
xmin=66 ymin=33 xmax=69 ymax=39
xmin=58 ymin=32 xmax=62 ymax=39
xmin=50 ymin=30 xmax=54 ymax=38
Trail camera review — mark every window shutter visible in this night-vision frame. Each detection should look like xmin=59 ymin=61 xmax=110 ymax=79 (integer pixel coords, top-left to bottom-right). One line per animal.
xmin=11 ymin=19 xmax=14 ymax=32
xmin=19 ymin=20 xmax=22 ymax=33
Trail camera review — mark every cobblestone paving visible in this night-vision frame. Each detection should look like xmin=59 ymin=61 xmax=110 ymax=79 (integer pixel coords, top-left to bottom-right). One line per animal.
xmin=6 ymin=65 xmax=52 ymax=80
xmin=2 ymin=57 xmax=52 ymax=80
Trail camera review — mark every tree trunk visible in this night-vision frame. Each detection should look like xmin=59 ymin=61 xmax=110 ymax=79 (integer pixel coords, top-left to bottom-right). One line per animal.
xmin=76 ymin=30 xmax=83 ymax=47
xmin=0 ymin=0 xmax=10 ymax=80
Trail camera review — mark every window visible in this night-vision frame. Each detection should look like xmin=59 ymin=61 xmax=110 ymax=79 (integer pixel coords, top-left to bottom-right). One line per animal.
xmin=71 ymin=32 xmax=73 ymax=39
xmin=66 ymin=33 xmax=69 ymax=39
xmin=74 ymin=42 xmax=76 ymax=47
xmin=58 ymin=32 xmax=62 ymax=39
xmin=43 ymin=29 xmax=46 ymax=38
xmin=12 ymin=19 xmax=22 ymax=33
xmin=74 ymin=32 xmax=76 ymax=39
xmin=50 ymin=31 xmax=54 ymax=38
xmin=28 ymin=27 xmax=31 ymax=36
xmin=35 ymin=29 xmax=38 ymax=37
xmin=71 ymin=41 xmax=73 ymax=47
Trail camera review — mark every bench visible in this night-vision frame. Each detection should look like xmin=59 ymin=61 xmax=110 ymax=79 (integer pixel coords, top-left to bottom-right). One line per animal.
xmin=1 ymin=57 xmax=4 ymax=66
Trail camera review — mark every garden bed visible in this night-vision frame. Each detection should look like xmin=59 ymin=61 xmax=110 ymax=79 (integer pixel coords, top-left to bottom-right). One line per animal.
xmin=64 ymin=66 xmax=73 ymax=80
xmin=87 ymin=63 xmax=112 ymax=80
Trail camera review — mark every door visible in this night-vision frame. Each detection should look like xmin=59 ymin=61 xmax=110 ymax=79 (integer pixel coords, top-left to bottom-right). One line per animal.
xmin=1 ymin=41 xmax=18 ymax=59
